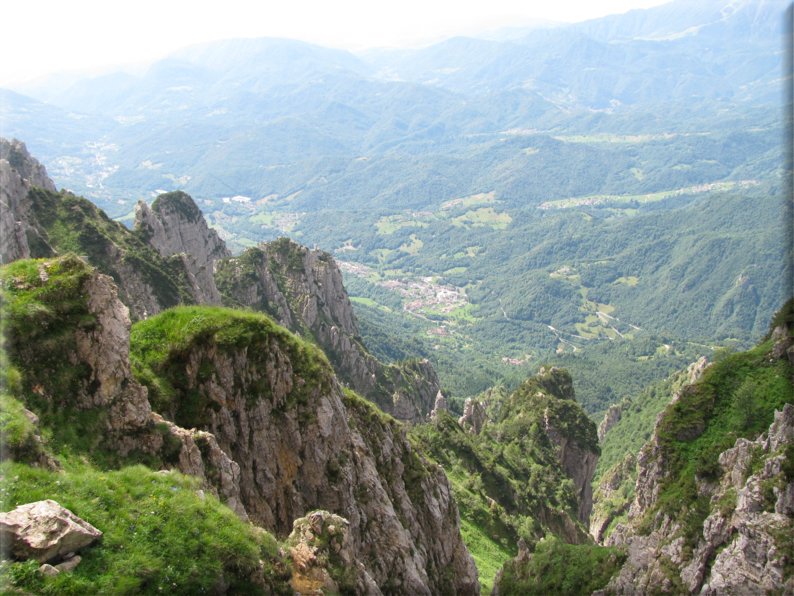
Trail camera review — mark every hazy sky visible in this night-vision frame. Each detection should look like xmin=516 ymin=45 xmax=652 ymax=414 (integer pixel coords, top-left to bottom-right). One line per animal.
xmin=4 ymin=0 xmax=672 ymax=87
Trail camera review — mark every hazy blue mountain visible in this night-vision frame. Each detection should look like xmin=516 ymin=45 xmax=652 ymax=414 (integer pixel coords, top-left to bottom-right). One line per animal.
xmin=365 ymin=0 xmax=781 ymax=106
xmin=2 ymin=0 xmax=783 ymax=225
xmin=571 ymin=0 xmax=783 ymax=42
xmin=0 ymin=88 xmax=116 ymax=163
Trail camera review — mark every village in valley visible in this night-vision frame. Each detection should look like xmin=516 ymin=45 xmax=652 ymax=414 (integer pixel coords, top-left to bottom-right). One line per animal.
xmin=337 ymin=261 xmax=469 ymax=317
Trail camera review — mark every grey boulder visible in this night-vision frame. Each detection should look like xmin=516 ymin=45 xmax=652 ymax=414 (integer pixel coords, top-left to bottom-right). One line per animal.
xmin=0 ymin=500 xmax=102 ymax=563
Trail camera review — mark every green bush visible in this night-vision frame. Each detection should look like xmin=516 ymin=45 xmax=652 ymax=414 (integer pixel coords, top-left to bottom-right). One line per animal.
xmin=495 ymin=536 xmax=627 ymax=595
xmin=732 ymin=379 xmax=758 ymax=430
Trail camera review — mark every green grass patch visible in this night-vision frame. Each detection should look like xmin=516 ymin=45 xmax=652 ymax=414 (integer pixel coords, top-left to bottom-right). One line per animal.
xmin=614 ymin=276 xmax=639 ymax=287
xmin=444 ymin=267 xmax=468 ymax=276
xmin=350 ymin=296 xmax=380 ymax=308
xmin=399 ymin=234 xmax=424 ymax=256
xmin=451 ymin=208 xmax=512 ymax=230
xmin=249 ymin=211 xmax=274 ymax=225
xmin=440 ymin=191 xmax=498 ymax=210
xmin=0 ymin=462 xmax=291 ymax=595
xmin=459 ymin=518 xmax=513 ymax=594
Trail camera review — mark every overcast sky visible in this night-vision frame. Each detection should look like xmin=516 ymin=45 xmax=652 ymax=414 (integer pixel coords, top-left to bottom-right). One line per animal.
xmin=3 ymin=0 xmax=672 ymax=87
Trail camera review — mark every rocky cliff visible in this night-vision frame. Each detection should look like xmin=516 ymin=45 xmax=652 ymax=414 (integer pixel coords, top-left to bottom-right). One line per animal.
xmin=132 ymin=304 xmax=479 ymax=594
xmin=0 ymin=255 xmax=248 ymax=516
xmin=0 ymin=141 xmax=442 ymax=424
xmin=501 ymin=366 xmax=601 ymax=528
xmin=215 ymin=238 xmax=442 ymax=424
xmin=603 ymin=404 xmax=794 ymax=595
xmin=134 ymin=192 xmax=229 ymax=307
xmin=0 ymin=141 xmax=230 ymax=320
xmin=598 ymin=318 xmax=794 ymax=595
xmin=0 ymin=164 xmax=210 ymax=322
xmin=598 ymin=404 xmax=622 ymax=443
xmin=0 ymin=139 xmax=56 ymax=265
xmin=2 ymin=254 xmax=480 ymax=593
xmin=414 ymin=366 xmax=600 ymax=593
xmin=589 ymin=357 xmax=712 ymax=544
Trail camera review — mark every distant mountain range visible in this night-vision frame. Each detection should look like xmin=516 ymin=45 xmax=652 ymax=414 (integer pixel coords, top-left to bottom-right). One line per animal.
xmin=0 ymin=0 xmax=784 ymax=212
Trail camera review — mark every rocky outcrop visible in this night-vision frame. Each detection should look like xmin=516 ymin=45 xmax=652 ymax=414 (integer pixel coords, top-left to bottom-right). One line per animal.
xmin=0 ymin=500 xmax=102 ymax=563
xmin=0 ymin=139 xmax=56 ymax=192
xmin=286 ymin=510 xmax=382 ymax=595
xmin=3 ymin=256 xmax=247 ymax=514
xmin=0 ymin=138 xmax=56 ymax=265
xmin=4 ymin=256 xmax=475 ymax=593
xmin=429 ymin=391 xmax=449 ymax=421
xmin=135 ymin=307 xmax=479 ymax=594
xmin=499 ymin=366 xmax=600 ymax=530
xmin=600 ymin=334 xmax=794 ymax=596
xmin=605 ymin=405 xmax=794 ymax=595
xmin=531 ymin=367 xmax=599 ymax=528
xmin=598 ymin=404 xmax=621 ymax=443
xmin=135 ymin=192 xmax=229 ymax=265
xmin=691 ymin=404 xmax=794 ymax=595
xmin=71 ymin=270 xmax=152 ymax=429
xmin=215 ymin=239 xmax=442 ymax=424
xmin=134 ymin=192 xmax=229 ymax=307
xmin=0 ymin=151 xmax=228 ymax=321
xmin=544 ymin=411 xmax=599 ymax=527
xmin=625 ymin=358 xmax=710 ymax=521
xmin=458 ymin=398 xmax=487 ymax=434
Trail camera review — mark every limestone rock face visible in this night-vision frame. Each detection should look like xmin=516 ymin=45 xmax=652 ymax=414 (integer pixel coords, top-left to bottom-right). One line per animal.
xmin=149 ymin=323 xmax=479 ymax=594
xmin=215 ymin=239 xmax=442 ymax=424
xmin=0 ymin=500 xmax=102 ymax=563
xmin=134 ymin=193 xmax=229 ymax=307
xmin=0 ymin=139 xmax=56 ymax=192
xmin=0 ymin=147 xmax=230 ymax=320
xmin=604 ymin=404 xmax=794 ymax=595
xmin=135 ymin=193 xmax=230 ymax=265
xmin=458 ymin=398 xmax=487 ymax=434
xmin=0 ymin=138 xmax=56 ymax=265
xmin=429 ymin=391 xmax=449 ymax=421
xmin=72 ymin=271 xmax=152 ymax=429
xmin=544 ymin=408 xmax=599 ymax=527
xmin=8 ymin=257 xmax=247 ymax=515
xmin=73 ymin=271 xmax=246 ymax=511
xmin=286 ymin=511 xmax=382 ymax=595
xmin=598 ymin=404 xmax=621 ymax=442
xmin=627 ymin=358 xmax=711 ymax=521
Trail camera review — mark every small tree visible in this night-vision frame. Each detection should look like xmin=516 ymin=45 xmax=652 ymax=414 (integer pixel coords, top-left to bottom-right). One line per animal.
xmin=712 ymin=340 xmax=737 ymax=364
xmin=733 ymin=379 xmax=758 ymax=431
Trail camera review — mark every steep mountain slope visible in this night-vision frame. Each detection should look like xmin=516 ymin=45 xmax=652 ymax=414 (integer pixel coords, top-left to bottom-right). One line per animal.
xmin=0 ymin=253 xmax=479 ymax=594
xmin=598 ymin=308 xmax=794 ymax=594
xmin=589 ymin=357 xmax=711 ymax=543
xmin=131 ymin=305 xmax=478 ymax=593
xmin=0 ymin=139 xmax=56 ymax=265
xmin=495 ymin=301 xmax=794 ymax=595
xmin=215 ymin=239 xmax=442 ymax=423
xmin=0 ymin=138 xmax=444 ymax=424
xmin=409 ymin=367 xmax=600 ymax=590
